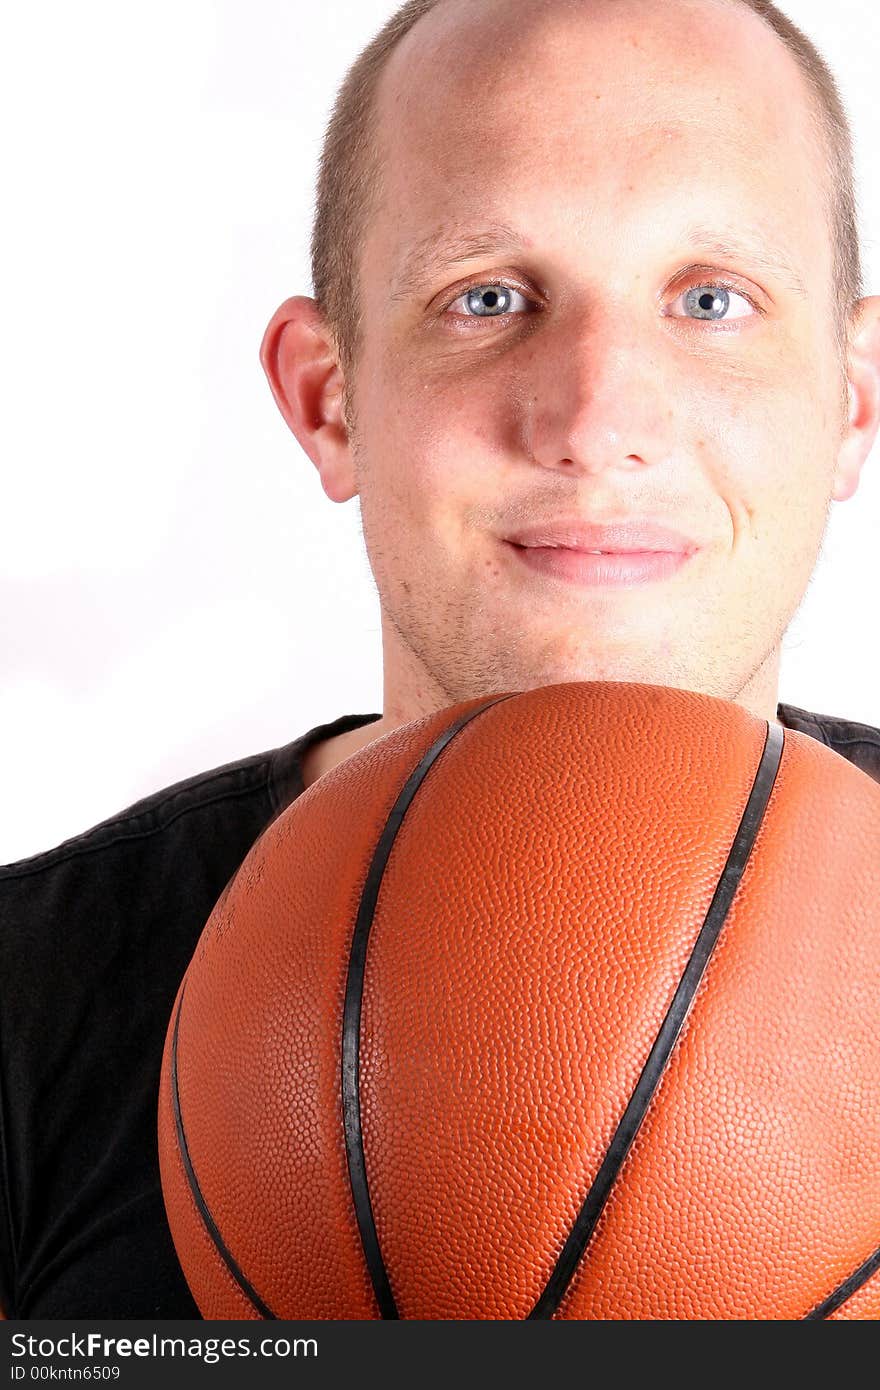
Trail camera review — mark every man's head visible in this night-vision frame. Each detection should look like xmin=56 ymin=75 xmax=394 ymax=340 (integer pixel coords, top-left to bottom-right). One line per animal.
xmin=311 ymin=0 xmax=864 ymax=410
xmin=262 ymin=0 xmax=880 ymax=729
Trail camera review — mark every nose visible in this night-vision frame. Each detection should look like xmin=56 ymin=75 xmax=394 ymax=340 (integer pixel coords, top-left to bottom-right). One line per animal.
xmin=519 ymin=307 xmax=676 ymax=478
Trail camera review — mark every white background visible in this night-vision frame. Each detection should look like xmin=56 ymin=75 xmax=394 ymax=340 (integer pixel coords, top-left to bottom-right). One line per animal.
xmin=1 ymin=0 xmax=878 ymax=863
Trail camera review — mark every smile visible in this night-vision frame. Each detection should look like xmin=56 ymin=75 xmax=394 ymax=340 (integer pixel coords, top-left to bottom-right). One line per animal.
xmin=504 ymin=542 xmax=696 ymax=587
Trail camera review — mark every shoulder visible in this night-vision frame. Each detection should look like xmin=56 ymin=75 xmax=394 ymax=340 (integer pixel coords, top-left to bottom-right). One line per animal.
xmin=778 ymin=701 xmax=880 ymax=787
xmin=0 ymin=733 xmax=321 ymax=1011
xmin=0 ymin=738 xmax=304 ymax=1049
xmin=0 ymin=709 xmax=383 ymax=937
xmin=0 ymin=740 xmax=298 ymax=1319
xmin=0 ymin=743 xmax=286 ymax=885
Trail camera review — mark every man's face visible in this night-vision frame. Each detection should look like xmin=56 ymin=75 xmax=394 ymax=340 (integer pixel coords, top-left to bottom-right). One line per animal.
xmin=347 ymin=0 xmax=847 ymax=715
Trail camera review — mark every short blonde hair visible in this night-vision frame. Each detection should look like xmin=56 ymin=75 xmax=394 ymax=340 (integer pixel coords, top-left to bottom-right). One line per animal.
xmin=311 ymin=0 xmax=863 ymax=409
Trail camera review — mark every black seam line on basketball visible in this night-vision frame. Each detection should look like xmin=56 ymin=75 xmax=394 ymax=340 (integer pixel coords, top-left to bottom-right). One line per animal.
xmin=528 ymin=717 xmax=785 ymax=1319
xmin=342 ymin=693 xmax=522 ymax=1320
xmin=802 ymin=1243 xmax=880 ymax=1320
xmin=170 ymin=979 xmax=279 ymax=1320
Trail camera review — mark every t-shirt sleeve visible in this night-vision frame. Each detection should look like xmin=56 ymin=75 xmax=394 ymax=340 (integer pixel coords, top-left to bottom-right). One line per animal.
xmin=0 ymin=761 xmax=281 ymax=1317
xmin=0 ymin=838 xmax=211 ymax=1316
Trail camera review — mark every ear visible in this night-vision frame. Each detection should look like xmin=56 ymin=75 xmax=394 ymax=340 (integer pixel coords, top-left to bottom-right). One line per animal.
xmin=259 ymin=296 xmax=357 ymax=503
xmin=831 ymin=295 xmax=880 ymax=503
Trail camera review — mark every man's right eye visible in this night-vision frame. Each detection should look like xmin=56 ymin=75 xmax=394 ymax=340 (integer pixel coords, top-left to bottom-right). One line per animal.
xmin=445 ymin=282 xmax=534 ymax=320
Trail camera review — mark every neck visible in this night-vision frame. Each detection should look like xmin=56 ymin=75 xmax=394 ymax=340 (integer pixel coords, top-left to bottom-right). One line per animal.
xmin=300 ymin=647 xmax=782 ymax=792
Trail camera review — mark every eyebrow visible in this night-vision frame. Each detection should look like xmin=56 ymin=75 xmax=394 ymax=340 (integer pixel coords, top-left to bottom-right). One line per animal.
xmin=681 ymin=223 xmax=808 ymax=299
xmin=389 ymin=220 xmax=529 ymax=303
xmin=389 ymin=218 xmax=809 ymax=302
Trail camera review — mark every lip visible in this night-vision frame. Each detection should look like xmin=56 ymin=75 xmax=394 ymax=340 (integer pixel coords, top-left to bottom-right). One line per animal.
xmin=505 ymin=543 xmax=695 ymax=587
xmin=504 ymin=519 xmax=699 ymax=554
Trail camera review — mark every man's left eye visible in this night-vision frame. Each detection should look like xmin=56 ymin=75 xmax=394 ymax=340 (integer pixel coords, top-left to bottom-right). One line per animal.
xmin=448 ymin=283 xmax=532 ymax=317
xmin=667 ymin=283 xmax=756 ymax=321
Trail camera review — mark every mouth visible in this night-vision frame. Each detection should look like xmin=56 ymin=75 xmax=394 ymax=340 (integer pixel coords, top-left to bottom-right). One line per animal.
xmin=504 ymin=541 xmax=696 ymax=588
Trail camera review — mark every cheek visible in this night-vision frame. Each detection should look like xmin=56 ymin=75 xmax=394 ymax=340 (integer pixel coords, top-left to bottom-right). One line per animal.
xmin=371 ymin=359 xmax=507 ymax=510
xmin=692 ymin=365 xmax=833 ymax=538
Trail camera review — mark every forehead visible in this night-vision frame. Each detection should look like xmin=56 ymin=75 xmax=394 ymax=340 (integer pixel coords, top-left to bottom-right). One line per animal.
xmin=365 ymin=0 xmax=828 ymax=292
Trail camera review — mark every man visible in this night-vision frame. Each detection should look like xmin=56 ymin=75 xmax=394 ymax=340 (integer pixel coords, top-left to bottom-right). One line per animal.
xmin=1 ymin=0 xmax=878 ymax=1319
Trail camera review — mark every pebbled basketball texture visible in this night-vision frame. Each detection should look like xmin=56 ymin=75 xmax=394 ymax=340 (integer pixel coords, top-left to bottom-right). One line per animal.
xmin=158 ymin=681 xmax=880 ymax=1319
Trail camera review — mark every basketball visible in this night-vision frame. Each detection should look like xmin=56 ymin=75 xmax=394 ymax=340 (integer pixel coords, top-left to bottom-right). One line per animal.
xmin=157 ymin=681 xmax=880 ymax=1319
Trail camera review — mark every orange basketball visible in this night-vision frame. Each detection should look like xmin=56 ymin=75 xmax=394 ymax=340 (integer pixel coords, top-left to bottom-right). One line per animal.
xmin=157 ymin=681 xmax=880 ymax=1320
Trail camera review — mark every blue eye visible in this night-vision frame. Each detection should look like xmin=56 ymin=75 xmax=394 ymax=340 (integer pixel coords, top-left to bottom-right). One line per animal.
xmin=443 ymin=276 xmax=759 ymax=326
xmin=670 ymin=283 xmax=756 ymax=322
xmin=449 ymin=283 xmax=532 ymax=318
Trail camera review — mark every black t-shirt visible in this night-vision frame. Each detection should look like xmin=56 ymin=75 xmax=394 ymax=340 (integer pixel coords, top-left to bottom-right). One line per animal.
xmin=1 ymin=700 xmax=878 ymax=1319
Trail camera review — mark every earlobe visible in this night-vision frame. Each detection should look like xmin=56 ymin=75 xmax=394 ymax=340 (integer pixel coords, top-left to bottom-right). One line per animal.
xmin=259 ymin=295 xmax=359 ymax=503
xmin=830 ymin=296 xmax=880 ymax=504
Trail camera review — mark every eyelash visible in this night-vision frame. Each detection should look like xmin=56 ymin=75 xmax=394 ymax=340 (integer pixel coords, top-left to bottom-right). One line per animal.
xmin=440 ymin=275 xmax=764 ymax=329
